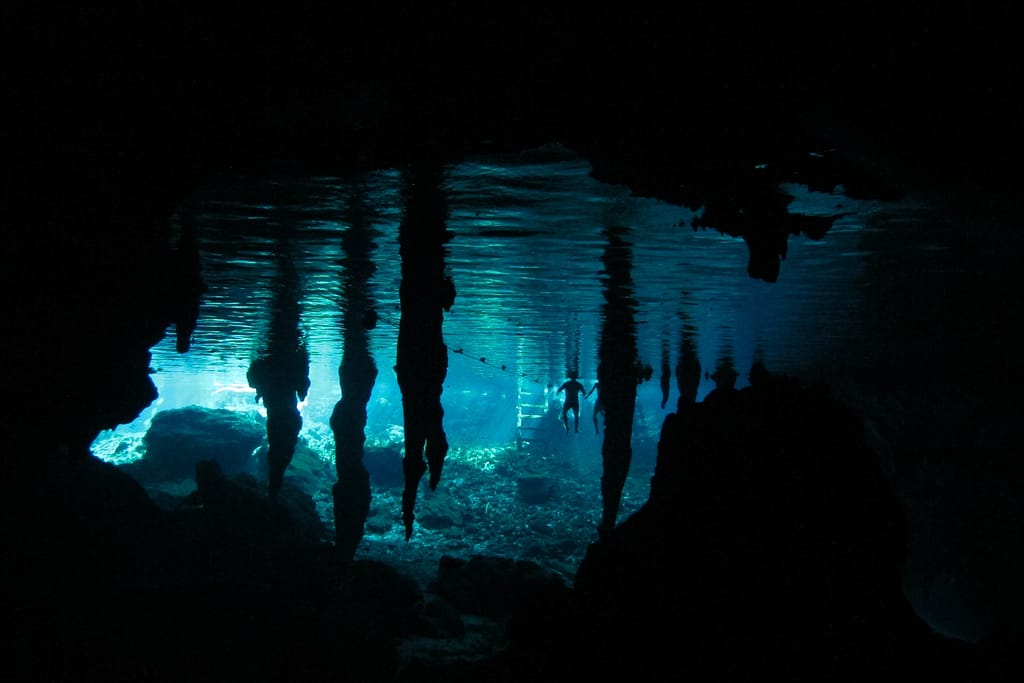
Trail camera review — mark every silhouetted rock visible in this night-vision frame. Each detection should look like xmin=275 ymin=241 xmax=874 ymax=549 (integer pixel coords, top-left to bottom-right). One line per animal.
xmin=433 ymin=554 xmax=569 ymax=621
xmin=338 ymin=559 xmax=426 ymax=638
xmin=516 ymin=475 xmax=558 ymax=505
xmin=183 ymin=459 xmax=326 ymax=548
xmin=463 ymin=371 xmax=1002 ymax=681
xmin=397 ymin=164 xmax=454 ymax=540
xmin=5 ymin=7 xmax=1022 ymax=681
xmin=414 ymin=487 xmax=464 ymax=532
xmin=125 ymin=406 xmax=265 ymax=483
xmin=253 ymin=439 xmax=334 ymax=497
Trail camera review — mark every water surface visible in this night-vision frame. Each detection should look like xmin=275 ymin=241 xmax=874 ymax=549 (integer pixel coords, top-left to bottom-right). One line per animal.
xmin=98 ymin=143 xmax=909 ymax=450
xmin=90 ymin=143 xmax=1019 ymax=641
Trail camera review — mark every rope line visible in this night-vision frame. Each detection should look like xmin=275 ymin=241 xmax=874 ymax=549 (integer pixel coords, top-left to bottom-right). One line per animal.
xmin=370 ymin=308 xmax=551 ymax=386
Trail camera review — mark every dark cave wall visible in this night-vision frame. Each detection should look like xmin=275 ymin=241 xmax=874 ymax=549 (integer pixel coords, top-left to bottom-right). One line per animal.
xmin=5 ymin=3 xmax=1022 ymax=485
xmin=0 ymin=9 xmax=863 ymax=454
xmin=461 ymin=372 xmax=1005 ymax=681
xmin=2 ymin=8 xmax=1022 ymax=682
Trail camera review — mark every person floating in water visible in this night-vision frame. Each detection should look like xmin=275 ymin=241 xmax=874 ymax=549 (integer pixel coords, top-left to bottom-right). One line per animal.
xmin=586 ymin=381 xmax=604 ymax=433
xmin=557 ymin=372 xmax=586 ymax=434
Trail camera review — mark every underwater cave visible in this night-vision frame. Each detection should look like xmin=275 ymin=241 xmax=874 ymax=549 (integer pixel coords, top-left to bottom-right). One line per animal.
xmin=4 ymin=6 xmax=1022 ymax=681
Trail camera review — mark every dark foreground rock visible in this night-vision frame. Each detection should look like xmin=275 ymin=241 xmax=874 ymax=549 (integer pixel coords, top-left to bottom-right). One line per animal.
xmin=432 ymin=554 xmax=569 ymax=621
xmin=420 ymin=369 xmax=1009 ymax=681
xmin=5 ymin=450 xmax=425 ymax=681
xmin=5 ymin=369 xmax=1016 ymax=682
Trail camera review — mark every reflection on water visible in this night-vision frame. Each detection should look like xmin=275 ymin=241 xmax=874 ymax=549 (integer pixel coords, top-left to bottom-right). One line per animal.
xmin=90 ymin=142 xmax=1013 ymax=639
xmin=97 ymin=143 xmax=906 ymax=459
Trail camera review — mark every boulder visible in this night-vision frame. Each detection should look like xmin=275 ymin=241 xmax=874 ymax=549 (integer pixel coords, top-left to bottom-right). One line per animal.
xmin=482 ymin=370 xmax=1000 ymax=681
xmin=124 ymin=406 xmax=265 ymax=483
xmin=432 ymin=554 xmax=569 ymax=620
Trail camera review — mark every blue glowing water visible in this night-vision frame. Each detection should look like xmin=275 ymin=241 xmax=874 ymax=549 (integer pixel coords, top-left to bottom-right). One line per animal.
xmin=89 ymin=144 xmax=1020 ymax=642
xmin=95 ymin=144 xmax=903 ymax=457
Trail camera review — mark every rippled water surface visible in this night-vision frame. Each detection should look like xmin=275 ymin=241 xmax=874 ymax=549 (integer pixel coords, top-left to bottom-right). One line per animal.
xmin=88 ymin=143 xmax=1024 ymax=641
xmin=96 ymin=143 xmax=931 ymax=454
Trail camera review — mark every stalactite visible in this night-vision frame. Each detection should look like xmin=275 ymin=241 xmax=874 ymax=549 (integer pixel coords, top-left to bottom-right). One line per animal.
xmin=676 ymin=316 xmax=701 ymax=413
xmin=331 ymin=184 xmax=379 ymax=562
xmin=596 ymin=225 xmax=639 ymax=538
xmin=396 ymin=162 xmax=454 ymax=540
xmin=247 ymin=234 xmax=310 ymax=500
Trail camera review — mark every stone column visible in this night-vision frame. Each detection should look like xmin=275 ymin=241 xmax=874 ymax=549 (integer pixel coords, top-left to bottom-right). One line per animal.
xmin=247 ymin=236 xmax=310 ymax=500
xmin=596 ymin=225 xmax=639 ymax=538
xmin=331 ymin=185 xmax=379 ymax=562
xmin=395 ymin=163 xmax=454 ymax=540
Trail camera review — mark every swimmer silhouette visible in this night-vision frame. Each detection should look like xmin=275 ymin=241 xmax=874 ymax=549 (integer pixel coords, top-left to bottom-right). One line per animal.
xmin=557 ymin=372 xmax=586 ymax=434
xmin=586 ymin=381 xmax=604 ymax=433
